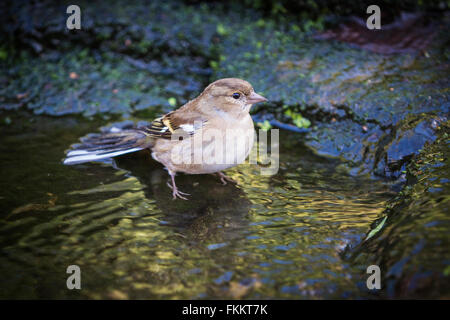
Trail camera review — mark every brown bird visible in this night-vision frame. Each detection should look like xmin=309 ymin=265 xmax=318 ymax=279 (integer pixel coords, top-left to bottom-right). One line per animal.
xmin=63 ymin=78 xmax=268 ymax=199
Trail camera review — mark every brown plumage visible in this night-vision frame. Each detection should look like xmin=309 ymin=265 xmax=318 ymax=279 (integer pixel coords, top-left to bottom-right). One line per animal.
xmin=64 ymin=78 xmax=268 ymax=199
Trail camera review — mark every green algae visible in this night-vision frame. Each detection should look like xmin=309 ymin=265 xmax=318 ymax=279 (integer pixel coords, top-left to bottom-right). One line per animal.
xmin=0 ymin=0 xmax=225 ymax=116
xmin=1 ymin=49 xmax=188 ymax=116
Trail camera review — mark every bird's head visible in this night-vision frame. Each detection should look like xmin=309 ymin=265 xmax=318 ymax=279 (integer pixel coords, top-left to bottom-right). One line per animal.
xmin=200 ymin=78 xmax=268 ymax=115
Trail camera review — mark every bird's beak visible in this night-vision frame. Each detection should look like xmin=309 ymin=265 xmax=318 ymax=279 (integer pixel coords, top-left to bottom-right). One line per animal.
xmin=247 ymin=92 xmax=268 ymax=104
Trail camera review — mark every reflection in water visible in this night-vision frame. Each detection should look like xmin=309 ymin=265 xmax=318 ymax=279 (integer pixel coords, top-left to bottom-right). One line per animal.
xmin=0 ymin=115 xmax=394 ymax=299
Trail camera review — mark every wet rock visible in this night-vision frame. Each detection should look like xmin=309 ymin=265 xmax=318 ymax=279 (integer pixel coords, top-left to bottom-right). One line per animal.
xmin=0 ymin=0 xmax=219 ymax=116
xmin=373 ymin=115 xmax=442 ymax=178
xmin=212 ymin=11 xmax=450 ymax=178
xmin=343 ymin=121 xmax=450 ymax=298
xmin=0 ymin=50 xmax=197 ymax=116
xmin=316 ymin=12 xmax=441 ymax=54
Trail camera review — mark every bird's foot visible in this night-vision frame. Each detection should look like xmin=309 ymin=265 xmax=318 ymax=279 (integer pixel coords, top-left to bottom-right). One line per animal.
xmin=216 ymin=172 xmax=237 ymax=185
xmin=166 ymin=181 xmax=190 ymax=200
xmin=172 ymin=189 xmax=189 ymax=200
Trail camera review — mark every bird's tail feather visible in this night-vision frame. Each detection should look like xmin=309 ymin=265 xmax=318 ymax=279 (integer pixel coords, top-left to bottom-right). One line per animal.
xmin=63 ymin=130 xmax=153 ymax=165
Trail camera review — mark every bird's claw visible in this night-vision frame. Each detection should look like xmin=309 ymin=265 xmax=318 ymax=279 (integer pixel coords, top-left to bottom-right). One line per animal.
xmin=167 ymin=181 xmax=190 ymax=200
xmin=172 ymin=189 xmax=189 ymax=200
xmin=216 ymin=172 xmax=237 ymax=185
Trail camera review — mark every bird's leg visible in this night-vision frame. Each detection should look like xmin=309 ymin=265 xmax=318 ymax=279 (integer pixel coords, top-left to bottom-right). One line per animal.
xmin=215 ymin=171 xmax=237 ymax=185
xmin=167 ymin=172 xmax=190 ymax=200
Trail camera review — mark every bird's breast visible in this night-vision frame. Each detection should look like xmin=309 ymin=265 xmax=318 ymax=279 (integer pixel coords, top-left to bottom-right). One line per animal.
xmin=152 ymin=114 xmax=255 ymax=174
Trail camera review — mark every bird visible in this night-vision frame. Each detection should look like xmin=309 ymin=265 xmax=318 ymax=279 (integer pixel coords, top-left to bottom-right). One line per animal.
xmin=63 ymin=78 xmax=268 ymax=199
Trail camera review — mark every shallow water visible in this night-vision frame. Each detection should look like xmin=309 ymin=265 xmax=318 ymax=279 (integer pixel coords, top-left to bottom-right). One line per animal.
xmin=0 ymin=112 xmax=394 ymax=299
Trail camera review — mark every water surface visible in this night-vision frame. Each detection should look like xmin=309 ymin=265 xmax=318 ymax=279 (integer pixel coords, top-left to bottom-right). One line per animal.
xmin=0 ymin=112 xmax=394 ymax=299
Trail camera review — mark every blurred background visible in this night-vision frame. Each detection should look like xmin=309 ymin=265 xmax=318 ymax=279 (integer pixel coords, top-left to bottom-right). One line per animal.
xmin=0 ymin=0 xmax=449 ymax=299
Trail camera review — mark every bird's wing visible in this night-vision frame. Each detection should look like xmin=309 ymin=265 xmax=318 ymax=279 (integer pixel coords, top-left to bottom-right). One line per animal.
xmin=140 ymin=110 xmax=206 ymax=140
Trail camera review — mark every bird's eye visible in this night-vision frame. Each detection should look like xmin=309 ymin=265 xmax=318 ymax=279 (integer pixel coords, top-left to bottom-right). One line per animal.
xmin=232 ymin=92 xmax=240 ymax=99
